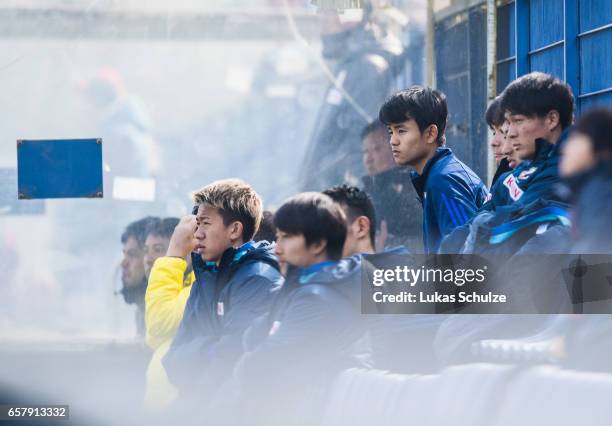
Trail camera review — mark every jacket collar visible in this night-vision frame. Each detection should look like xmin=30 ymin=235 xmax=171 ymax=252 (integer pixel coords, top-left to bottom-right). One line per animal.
xmin=411 ymin=147 xmax=453 ymax=200
xmin=298 ymin=260 xmax=337 ymax=284
xmin=192 ymin=240 xmax=257 ymax=274
xmin=533 ymin=138 xmax=555 ymax=162
xmin=535 ymin=126 xmax=572 ymax=161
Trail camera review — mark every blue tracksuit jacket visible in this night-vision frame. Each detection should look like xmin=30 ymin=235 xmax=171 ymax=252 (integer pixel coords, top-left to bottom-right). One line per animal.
xmin=411 ymin=147 xmax=489 ymax=254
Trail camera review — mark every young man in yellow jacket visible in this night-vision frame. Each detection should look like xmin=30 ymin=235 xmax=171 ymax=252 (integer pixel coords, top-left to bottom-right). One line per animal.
xmin=143 ymin=217 xmax=196 ymax=410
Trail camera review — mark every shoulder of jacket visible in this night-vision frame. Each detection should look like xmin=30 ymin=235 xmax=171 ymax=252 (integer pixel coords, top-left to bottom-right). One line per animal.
xmin=427 ymin=166 xmax=469 ymax=191
xmin=230 ymin=260 xmax=281 ymax=284
xmin=290 ymin=282 xmax=346 ymax=303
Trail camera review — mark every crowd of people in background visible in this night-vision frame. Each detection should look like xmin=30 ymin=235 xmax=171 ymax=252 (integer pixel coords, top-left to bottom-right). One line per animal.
xmin=115 ymin=71 xmax=612 ymax=425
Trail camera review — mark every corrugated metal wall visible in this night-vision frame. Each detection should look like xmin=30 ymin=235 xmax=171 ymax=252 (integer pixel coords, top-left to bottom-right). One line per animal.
xmin=436 ymin=0 xmax=612 ymax=180
xmin=435 ymin=3 xmax=488 ymax=180
xmin=577 ymin=0 xmax=612 ymax=108
xmin=497 ymin=0 xmax=612 ymax=109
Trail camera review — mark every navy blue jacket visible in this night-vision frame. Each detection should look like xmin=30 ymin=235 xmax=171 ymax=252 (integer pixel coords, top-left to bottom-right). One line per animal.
xmin=234 ymin=257 xmax=369 ymax=397
xmin=488 ymin=130 xmax=570 ymax=210
xmin=411 ymin=147 xmax=489 ymax=254
xmin=163 ymin=240 xmax=282 ymax=395
xmin=482 ymin=160 xmax=530 ymax=212
xmin=571 ymin=164 xmax=612 ymax=253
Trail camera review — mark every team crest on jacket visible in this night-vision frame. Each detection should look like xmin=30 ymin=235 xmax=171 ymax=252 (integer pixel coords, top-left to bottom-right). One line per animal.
xmin=518 ymin=166 xmax=538 ymax=181
xmin=503 ymin=173 xmax=524 ymax=201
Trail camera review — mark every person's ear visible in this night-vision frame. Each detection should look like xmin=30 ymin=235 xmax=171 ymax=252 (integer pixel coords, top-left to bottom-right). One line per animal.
xmin=229 ymin=221 xmax=244 ymax=242
xmin=355 ymin=216 xmax=371 ymax=240
xmin=310 ymin=239 xmax=328 ymax=257
xmin=425 ymin=124 xmax=439 ymax=145
xmin=547 ymin=110 xmax=561 ymax=131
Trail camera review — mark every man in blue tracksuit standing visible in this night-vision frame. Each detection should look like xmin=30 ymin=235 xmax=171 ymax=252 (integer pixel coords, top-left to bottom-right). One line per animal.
xmin=379 ymin=86 xmax=489 ymax=254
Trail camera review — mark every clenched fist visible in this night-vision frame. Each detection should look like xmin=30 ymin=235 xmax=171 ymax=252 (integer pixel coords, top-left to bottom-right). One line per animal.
xmin=166 ymin=215 xmax=197 ymax=259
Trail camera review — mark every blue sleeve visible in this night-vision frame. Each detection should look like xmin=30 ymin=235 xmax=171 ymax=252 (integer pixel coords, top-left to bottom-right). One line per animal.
xmin=431 ymin=175 xmax=482 ymax=238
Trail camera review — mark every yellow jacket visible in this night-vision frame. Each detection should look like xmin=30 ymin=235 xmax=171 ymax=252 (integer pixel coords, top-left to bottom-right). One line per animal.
xmin=144 ymin=256 xmax=195 ymax=410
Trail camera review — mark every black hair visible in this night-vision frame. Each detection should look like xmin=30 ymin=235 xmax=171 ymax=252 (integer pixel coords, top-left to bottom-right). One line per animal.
xmin=121 ymin=216 xmax=159 ymax=247
xmin=254 ymin=211 xmax=276 ymax=242
xmin=274 ymin=192 xmax=347 ymax=261
xmin=323 ymin=185 xmax=376 ymax=247
xmin=500 ymin=72 xmax=574 ymax=130
xmin=573 ymin=108 xmax=612 ymax=163
xmin=360 ymin=119 xmax=388 ymax=141
xmin=145 ymin=217 xmax=180 ymax=240
xmin=485 ymin=96 xmax=505 ymax=128
xmin=379 ymin=86 xmax=448 ymax=145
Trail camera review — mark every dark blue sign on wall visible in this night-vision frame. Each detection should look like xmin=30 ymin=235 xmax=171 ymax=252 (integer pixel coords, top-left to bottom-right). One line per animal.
xmin=17 ymin=138 xmax=103 ymax=199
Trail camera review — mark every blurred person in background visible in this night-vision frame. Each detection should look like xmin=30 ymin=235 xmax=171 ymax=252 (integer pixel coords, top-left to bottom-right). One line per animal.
xmin=120 ymin=216 xmax=159 ymax=337
xmin=360 ymin=120 xmax=423 ymax=252
xmin=362 ymin=120 xmax=397 ymax=177
xmin=300 ymin=1 xmax=405 ymax=190
xmin=177 ymin=44 xmax=322 ymax=209
xmin=562 ymin=111 xmax=612 ymax=376
xmin=143 ymin=217 xmax=182 ymax=279
xmin=560 ymin=108 xmax=612 ymax=253
xmin=48 ymin=69 xmax=165 ymax=313
xmin=82 ymin=67 xmax=160 ymax=179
